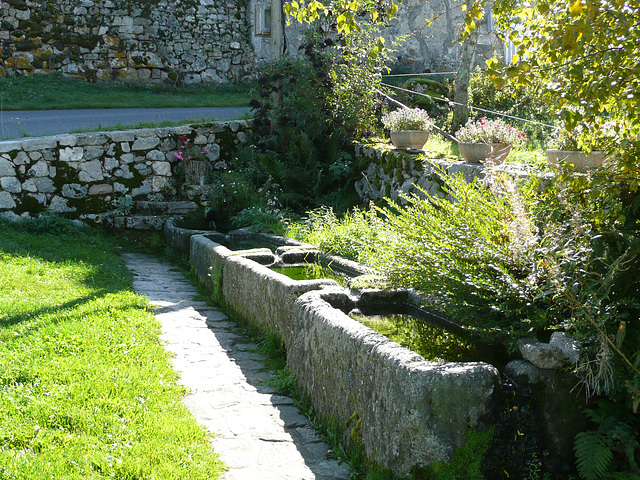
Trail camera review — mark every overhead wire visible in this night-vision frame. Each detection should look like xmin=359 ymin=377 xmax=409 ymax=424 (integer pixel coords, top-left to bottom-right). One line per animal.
xmin=379 ymin=82 xmax=556 ymax=130
xmin=382 ymin=72 xmax=457 ymax=77
xmin=374 ymin=87 xmax=458 ymax=142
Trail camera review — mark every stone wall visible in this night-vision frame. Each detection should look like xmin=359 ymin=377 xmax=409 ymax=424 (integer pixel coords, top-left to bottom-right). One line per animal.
xmin=0 ymin=0 xmax=254 ymax=84
xmin=354 ymin=143 xmax=541 ymax=205
xmin=0 ymin=121 xmax=250 ymax=220
xmin=0 ymin=0 xmax=503 ymax=85
xmin=187 ymin=233 xmax=499 ymax=477
xmin=385 ymin=0 xmax=500 ymax=73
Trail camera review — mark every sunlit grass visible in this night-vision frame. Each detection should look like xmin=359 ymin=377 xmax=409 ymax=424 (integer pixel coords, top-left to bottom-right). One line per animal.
xmin=0 ymin=74 xmax=251 ymax=111
xmin=0 ymin=219 xmax=224 ymax=480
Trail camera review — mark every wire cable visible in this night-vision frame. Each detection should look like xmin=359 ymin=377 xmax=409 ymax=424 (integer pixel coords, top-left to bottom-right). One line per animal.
xmin=382 ymin=72 xmax=457 ymax=77
xmin=381 ymin=82 xmax=556 ymax=129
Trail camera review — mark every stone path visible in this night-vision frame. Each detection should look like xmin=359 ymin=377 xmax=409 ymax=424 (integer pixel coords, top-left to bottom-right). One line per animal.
xmin=124 ymin=253 xmax=351 ymax=480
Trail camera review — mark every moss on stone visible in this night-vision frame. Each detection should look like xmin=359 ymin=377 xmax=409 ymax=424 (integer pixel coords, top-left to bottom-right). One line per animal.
xmin=15 ymin=195 xmax=46 ymax=215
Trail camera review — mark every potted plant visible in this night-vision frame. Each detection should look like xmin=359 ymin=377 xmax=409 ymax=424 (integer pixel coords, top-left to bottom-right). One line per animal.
xmin=381 ymin=107 xmax=435 ymax=150
xmin=455 ymin=117 xmax=526 ymax=164
xmin=545 ymin=125 xmax=610 ymax=172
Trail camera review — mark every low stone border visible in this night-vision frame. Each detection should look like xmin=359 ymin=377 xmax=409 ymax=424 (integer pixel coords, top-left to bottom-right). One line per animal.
xmin=188 ymin=232 xmax=499 ymax=476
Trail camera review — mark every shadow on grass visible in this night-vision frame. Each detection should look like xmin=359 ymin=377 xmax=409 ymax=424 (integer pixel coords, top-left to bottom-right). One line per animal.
xmin=0 ymin=220 xmax=137 ymax=330
xmin=0 ymin=290 xmax=110 ymax=329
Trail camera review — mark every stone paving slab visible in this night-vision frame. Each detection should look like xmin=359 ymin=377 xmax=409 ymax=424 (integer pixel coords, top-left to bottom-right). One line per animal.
xmin=124 ymin=252 xmax=351 ymax=480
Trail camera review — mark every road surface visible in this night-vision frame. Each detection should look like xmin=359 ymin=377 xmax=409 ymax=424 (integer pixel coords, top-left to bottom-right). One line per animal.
xmin=0 ymin=106 xmax=252 ymax=141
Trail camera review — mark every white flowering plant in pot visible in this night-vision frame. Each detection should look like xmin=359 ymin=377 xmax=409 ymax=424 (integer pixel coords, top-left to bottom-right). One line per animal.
xmin=381 ymin=108 xmax=435 ymax=150
xmin=455 ymin=117 xmax=526 ymax=164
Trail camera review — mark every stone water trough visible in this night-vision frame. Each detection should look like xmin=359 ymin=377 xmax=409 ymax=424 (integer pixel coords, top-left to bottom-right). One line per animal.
xmin=166 ymin=223 xmax=499 ymax=477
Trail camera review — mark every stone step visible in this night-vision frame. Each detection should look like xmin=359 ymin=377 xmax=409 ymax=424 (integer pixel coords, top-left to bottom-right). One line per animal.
xmin=134 ymin=201 xmax=198 ymax=215
xmin=112 ymin=214 xmax=174 ymax=231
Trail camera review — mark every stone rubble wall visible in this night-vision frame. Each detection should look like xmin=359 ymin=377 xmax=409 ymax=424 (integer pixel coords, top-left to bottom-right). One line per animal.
xmin=188 ymin=232 xmax=499 ymax=477
xmin=0 ymin=0 xmax=254 ymax=84
xmin=354 ymin=143 xmax=541 ymax=205
xmin=0 ymin=121 xmax=250 ymax=220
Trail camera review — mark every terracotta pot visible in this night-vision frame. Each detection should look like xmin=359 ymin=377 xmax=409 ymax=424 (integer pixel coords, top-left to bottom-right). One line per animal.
xmin=545 ymin=150 xmax=605 ymax=172
xmin=390 ymin=130 xmax=430 ymax=150
xmin=458 ymin=142 xmax=511 ymax=164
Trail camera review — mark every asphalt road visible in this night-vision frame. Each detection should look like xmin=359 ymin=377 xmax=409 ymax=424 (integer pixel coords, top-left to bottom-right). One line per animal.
xmin=0 ymin=106 xmax=252 ymax=141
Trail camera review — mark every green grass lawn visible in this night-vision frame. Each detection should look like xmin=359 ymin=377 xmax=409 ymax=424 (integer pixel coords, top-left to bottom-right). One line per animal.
xmin=0 ymin=219 xmax=225 ymax=479
xmin=0 ymin=74 xmax=251 ymax=111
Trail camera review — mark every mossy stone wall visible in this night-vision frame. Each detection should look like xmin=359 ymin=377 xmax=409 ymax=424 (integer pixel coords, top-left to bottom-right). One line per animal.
xmin=0 ymin=0 xmax=254 ymax=83
xmin=0 ymin=121 xmax=251 ymax=221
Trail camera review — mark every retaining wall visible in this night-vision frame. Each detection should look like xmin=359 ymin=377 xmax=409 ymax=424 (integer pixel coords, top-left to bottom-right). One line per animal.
xmin=0 ymin=0 xmax=254 ymax=84
xmin=0 ymin=121 xmax=250 ymax=221
xmin=354 ymin=143 xmax=542 ymax=205
xmin=188 ymin=232 xmax=499 ymax=477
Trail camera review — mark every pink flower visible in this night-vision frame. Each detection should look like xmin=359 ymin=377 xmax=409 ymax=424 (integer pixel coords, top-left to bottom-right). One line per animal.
xmin=174 ymin=151 xmax=183 ymax=160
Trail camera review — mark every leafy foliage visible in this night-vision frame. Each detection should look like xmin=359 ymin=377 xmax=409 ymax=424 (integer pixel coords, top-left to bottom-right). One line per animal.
xmin=574 ymin=431 xmax=614 ymax=480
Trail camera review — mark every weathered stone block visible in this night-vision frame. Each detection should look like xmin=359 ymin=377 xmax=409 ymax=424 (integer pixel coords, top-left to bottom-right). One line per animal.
xmin=21 ymin=137 xmax=57 ymax=151
xmin=89 ymin=184 xmax=114 ymax=195
xmin=59 ymin=146 xmax=84 ymax=163
xmin=1 ymin=176 xmax=22 ymax=193
xmin=83 ymin=146 xmax=105 ymax=160
xmin=0 ymin=158 xmax=16 ymax=177
xmin=0 ymin=142 xmax=23 ymax=154
xmin=33 ymin=177 xmax=56 ymax=194
xmin=0 ymin=191 xmax=17 ymax=210
xmin=131 ymin=135 xmax=160 ymax=151
xmin=49 ymin=195 xmax=76 ymax=213
xmin=62 ymin=183 xmax=89 ymax=199
xmin=517 ymin=338 xmax=565 ymax=370
xmin=28 ymin=160 xmax=49 ymax=177
xmin=146 ymin=150 xmax=165 ymax=162
xmin=151 ymin=161 xmax=171 ymax=176
xmin=78 ymin=160 xmax=104 ymax=182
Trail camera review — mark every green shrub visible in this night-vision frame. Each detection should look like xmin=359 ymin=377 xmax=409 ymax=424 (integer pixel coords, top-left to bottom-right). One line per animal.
xmin=418 ymin=429 xmax=493 ymax=480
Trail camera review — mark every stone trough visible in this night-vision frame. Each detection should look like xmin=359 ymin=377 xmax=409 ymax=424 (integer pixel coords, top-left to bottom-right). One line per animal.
xmin=178 ymin=230 xmax=499 ymax=477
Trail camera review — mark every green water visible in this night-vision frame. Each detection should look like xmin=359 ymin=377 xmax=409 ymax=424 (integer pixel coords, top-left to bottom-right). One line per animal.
xmin=351 ymin=312 xmax=504 ymax=365
xmin=271 ymin=265 xmax=349 ymax=286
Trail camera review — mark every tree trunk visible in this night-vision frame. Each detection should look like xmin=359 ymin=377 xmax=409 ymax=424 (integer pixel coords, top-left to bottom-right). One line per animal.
xmin=452 ymin=2 xmax=480 ymax=131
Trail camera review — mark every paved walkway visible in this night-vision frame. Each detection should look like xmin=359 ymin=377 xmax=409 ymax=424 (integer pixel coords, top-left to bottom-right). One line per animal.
xmin=124 ymin=253 xmax=351 ymax=480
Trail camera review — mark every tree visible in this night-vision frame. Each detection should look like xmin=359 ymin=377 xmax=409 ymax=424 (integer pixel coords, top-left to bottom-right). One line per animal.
xmin=488 ymin=0 xmax=640 ymax=175
xmin=452 ymin=0 xmax=487 ymax=129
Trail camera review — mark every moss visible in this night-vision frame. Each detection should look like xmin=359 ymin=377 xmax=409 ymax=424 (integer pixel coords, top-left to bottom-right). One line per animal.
xmin=15 ymin=195 xmax=46 ymax=216
xmin=68 ymin=194 xmax=107 ymax=214
xmin=15 ymin=40 xmax=36 ymax=51
xmin=6 ymin=0 xmax=29 ymax=10
xmin=115 ymin=167 xmax=145 ymax=189
xmin=414 ymin=429 xmax=493 ymax=480
xmin=52 ymin=161 xmax=75 ymax=190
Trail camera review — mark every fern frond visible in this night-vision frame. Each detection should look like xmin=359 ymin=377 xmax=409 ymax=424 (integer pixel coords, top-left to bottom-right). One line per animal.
xmin=574 ymin=431 xmax=613 ymax=480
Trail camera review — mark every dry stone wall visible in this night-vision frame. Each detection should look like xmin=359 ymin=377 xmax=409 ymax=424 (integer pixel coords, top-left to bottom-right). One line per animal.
xmin=354 ymin=144 xmax=543 ymax=205
xmin=0 ymin=0 xmax=254 ymax=84
xmin=0 ymin=121 xmax=250 ymax=221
